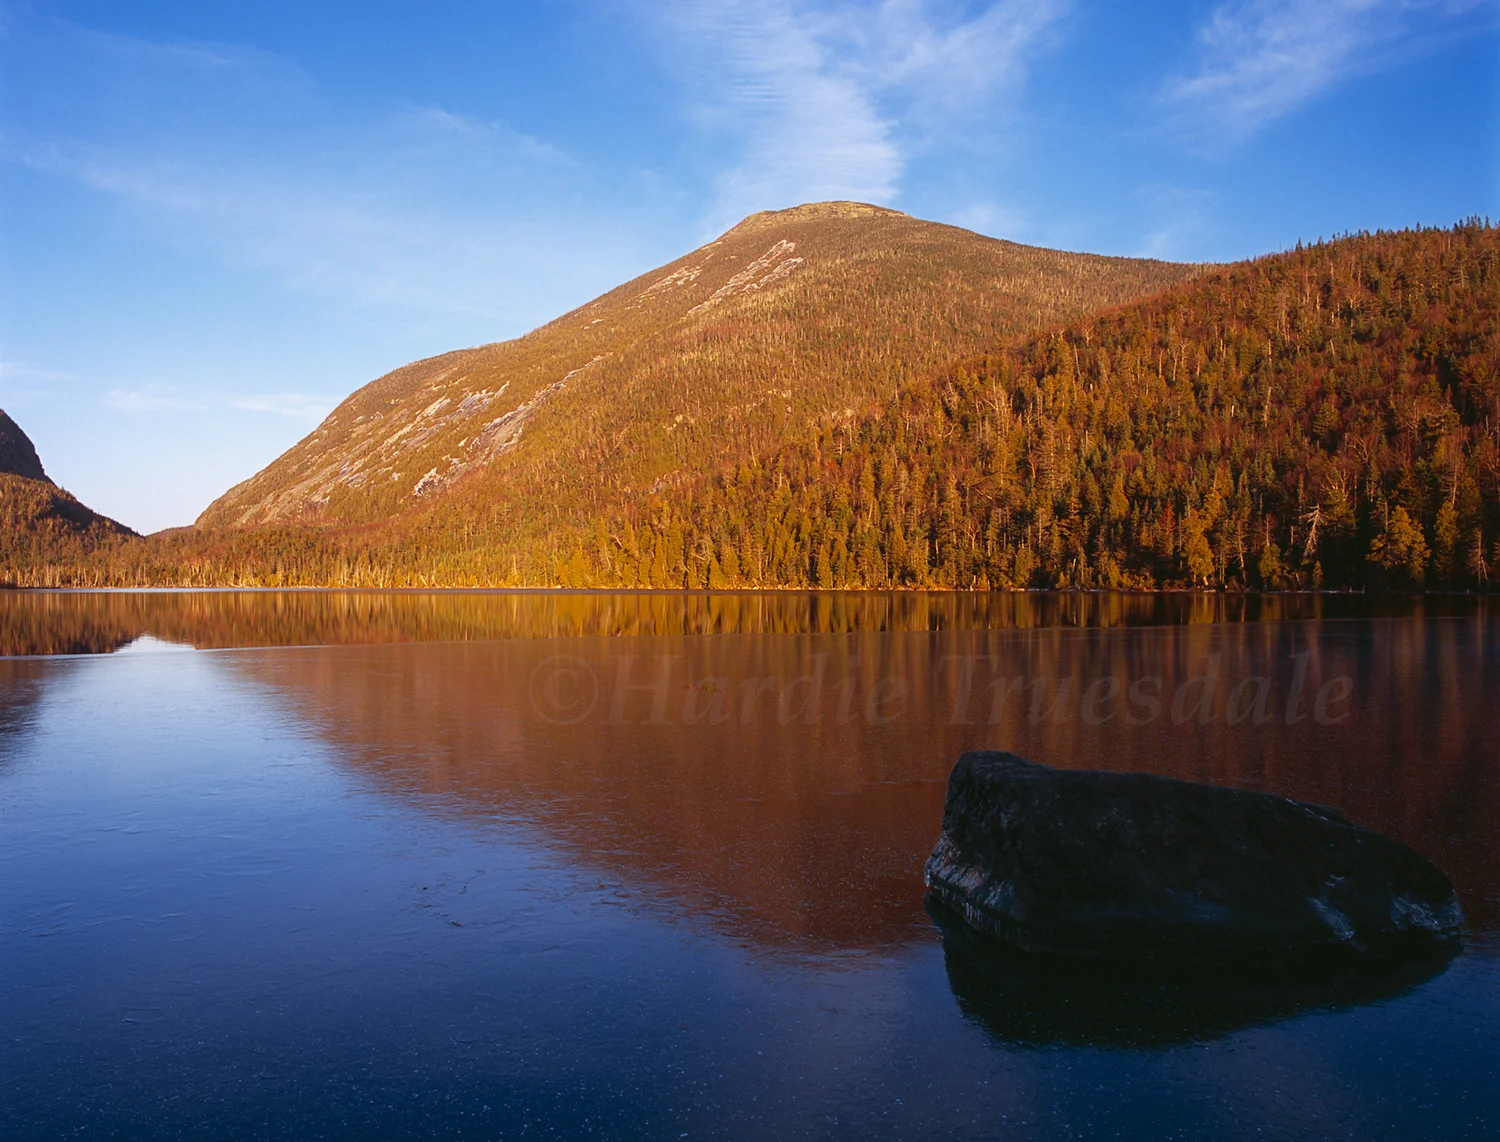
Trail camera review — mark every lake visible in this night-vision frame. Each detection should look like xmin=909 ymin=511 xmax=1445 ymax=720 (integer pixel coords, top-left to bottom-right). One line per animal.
xmin=1 ymin=590 xmax=1496 ymax=1140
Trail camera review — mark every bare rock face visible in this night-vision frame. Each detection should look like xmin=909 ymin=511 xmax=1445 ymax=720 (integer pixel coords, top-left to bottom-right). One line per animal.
xmin=924 ymin=751 xmax=1462 ymax=964
xmin=0 ymin=410 xmax=49 ymax=483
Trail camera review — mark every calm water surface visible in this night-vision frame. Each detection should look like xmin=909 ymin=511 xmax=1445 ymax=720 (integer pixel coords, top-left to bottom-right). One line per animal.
xmin=1 ymin=591 xmax=1496 ymax=1140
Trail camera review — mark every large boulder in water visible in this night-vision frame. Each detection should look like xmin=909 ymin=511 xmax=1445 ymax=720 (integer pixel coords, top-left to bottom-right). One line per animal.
xmin=924 ymin=751 xmax=1462 ymax=965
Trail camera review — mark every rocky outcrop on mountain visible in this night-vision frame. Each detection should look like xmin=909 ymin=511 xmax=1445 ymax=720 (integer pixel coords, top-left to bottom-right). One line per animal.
xmin=924 ymin=750 xmax=1463 ymax=964
xmin=0 ymin=410 xmax=49 ymax=483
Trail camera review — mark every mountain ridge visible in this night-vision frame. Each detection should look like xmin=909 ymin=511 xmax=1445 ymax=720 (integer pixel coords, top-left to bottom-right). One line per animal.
xmin=11 ymin=212 xmax=1493 ymax=592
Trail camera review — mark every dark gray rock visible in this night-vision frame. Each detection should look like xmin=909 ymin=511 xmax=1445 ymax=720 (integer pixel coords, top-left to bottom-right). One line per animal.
xmin=0 ymin=409 xmax=49 ymax=483
xmin=924 ymin=751 xmax=1462 ymax=964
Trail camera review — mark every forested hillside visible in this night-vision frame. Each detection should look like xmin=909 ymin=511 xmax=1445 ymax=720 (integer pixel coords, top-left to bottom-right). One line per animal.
xmin=602 ymin=222 xmax=1498 ymax=590
xmin=4 ymin=221 xmax=1494 ymax=591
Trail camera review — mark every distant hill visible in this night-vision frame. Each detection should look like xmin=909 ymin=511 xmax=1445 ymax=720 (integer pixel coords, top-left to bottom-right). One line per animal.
xmin=0 ymin=411 xmax=136 ymax=588
xmin=197 ymin=202 xmax=1195 ymax=545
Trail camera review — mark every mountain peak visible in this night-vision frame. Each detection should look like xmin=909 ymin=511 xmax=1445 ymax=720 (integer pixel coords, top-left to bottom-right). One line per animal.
xmin=726 ymin=201 xmax=909 ymax=234
xmin=196 ymin=206 xmax=1194 ymax=533
xmin=0 ymin=409 xmax=50 ymax=483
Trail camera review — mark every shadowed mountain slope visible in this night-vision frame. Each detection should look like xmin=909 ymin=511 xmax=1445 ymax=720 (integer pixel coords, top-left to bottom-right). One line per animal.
xmin=0 ymin=410 xmax=49 ymax=483
xmin=0 ymin=411 xmax=137 ymax=588
xmin=197 ymin=203 xmax=1194 ymax=543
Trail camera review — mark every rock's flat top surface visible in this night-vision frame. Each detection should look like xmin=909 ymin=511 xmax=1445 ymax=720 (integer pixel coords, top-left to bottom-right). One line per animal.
xmin=925 ymin=751 xmax=1462 ymax=963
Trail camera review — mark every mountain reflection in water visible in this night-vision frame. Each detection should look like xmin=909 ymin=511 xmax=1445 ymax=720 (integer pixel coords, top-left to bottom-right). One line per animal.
xmin=3 ymin=592 xmax=1496 ymax=951
xmin=4 ymin=591 xmax=1495 ymax=952
xmin=22 ymin=591 xmax=1473 ymax=954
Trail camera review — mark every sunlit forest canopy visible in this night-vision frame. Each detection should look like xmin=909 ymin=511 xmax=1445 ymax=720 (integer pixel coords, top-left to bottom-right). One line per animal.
xmin=2 ymin=221 xmax=1494 ymax=590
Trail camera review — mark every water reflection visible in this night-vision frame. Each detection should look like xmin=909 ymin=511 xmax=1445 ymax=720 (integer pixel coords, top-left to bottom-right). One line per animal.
xmin=0 ymin=660 xmax=46 ymax=764
xmin=2 ymin=595 xmax=1497 ymax=1136
xmin=208 ymin=618 xmax=1499 ymax=950
xmin=1 ymin=587 xmax=1491 ymax=655
xmin=929 ymin=898 xmax=1462 ymax=1048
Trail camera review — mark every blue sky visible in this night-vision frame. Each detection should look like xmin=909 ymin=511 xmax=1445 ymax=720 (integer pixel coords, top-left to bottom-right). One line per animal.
xmin=1 ymin=0 xmax=1496 ymax=532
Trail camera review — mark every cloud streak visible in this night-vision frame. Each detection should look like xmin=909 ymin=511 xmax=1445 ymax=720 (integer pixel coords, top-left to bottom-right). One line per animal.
xmin=10 ymin=360 xmax=332 ymax=422
xmin=1165 ymin=0 xmax=1491 ymax=142
xmin=106 ymin=386 xmax=336 ymax=420
xmin=0 ymin=361 xmax=79 ymax=384
xmin=650 ymin=0 xmax=1066 ymax=231
xmin=227 ymin=393 xmax=337 ymax=420
xmin=104 ymin=387 xmax=205 ymax=414
xmin=16 ymin=133 xmax=570 ymax=320
xmin=2 ymin=22 xmax=663 ymax=333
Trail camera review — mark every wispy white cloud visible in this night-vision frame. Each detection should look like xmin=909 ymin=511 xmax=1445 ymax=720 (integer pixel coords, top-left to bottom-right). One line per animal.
xmin=2 ymin=21 xmax=663 ymax=331
xmin=10 ymin=104 xmax=619 ymax=324
xmin=15 ymin=133 xmax=571 ymax=320
xmin=105 ymin=385 xmax=336 ymax=421
xmin=8 ymin=359 xmax=328 ymax=420
xmin=105 ymin=387 xmax=206 ymax=413
xmin=836 ymin=0 xmax=1069 ymax=115
xmin=649 ymin=0 xmax=1066 ymax=231
xmin=75 ymin=23 xmax=316 ymax=89
xmin=1165 ymin=0 xmax=1491 ymax=142
xmin=227 ymin=393 xmax=336 ymax=420
xmin=0 ymin=360 xmax=79 ymax=384
xmin=13 ymin=354 xmax=330 ymax=421
xmin=0 ymin=361 xmax=76 ymax=410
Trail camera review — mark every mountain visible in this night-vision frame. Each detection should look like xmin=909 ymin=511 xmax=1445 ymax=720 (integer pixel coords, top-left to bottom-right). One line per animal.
xmin=197 ymin=203 xmax=1194 ymax=554
xmin=609 ymin=221 xmax=1499 ymax=590
xmin=0 ymin=410 xmax=137 ymax=588
xmin=0 ymin=410 xmax=49 ymax=482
